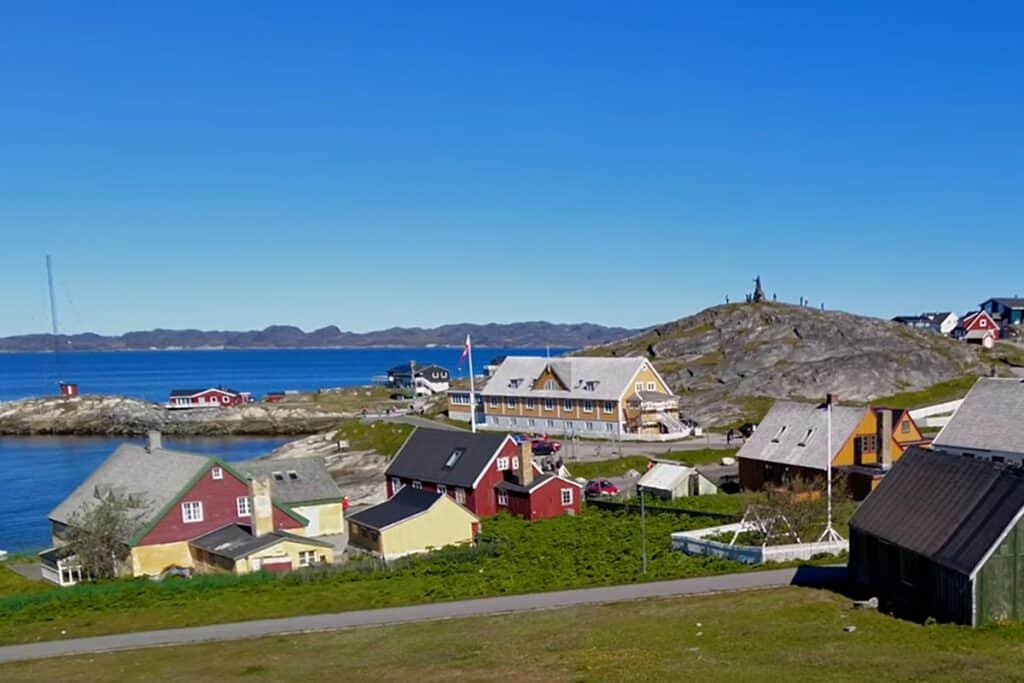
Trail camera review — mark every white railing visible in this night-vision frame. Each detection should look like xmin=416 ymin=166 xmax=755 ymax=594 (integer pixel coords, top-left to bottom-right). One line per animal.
xmin=670 ymin=522 xmax=848 ymax=565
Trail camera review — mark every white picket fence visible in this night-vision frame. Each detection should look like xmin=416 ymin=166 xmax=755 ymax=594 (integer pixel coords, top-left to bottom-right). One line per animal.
xmin=670 ymin=522 xmax=848 ymax=565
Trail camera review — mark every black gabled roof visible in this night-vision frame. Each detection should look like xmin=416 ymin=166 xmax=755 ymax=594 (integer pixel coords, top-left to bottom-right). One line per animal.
xmin=983 ymin=297 xmax=1024 ymax=310
xmin=386 ymin=428 xmax=509 ymax=489
xmin=348 ymin=487 xmax=453 ymax=530
xmin=850 ymin=447 xmax=1024 ymax=576
xmin=190 ymin=524 xmax=332 ymax=561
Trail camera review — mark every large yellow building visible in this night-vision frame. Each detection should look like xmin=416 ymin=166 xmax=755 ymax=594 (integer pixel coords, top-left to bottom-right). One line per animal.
xmin=448 ymin=356 xmax=688 ymax=438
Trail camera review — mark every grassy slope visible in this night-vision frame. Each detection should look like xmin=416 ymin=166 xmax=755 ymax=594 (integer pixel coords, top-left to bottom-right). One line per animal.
xmin=0 ymin=509 xmax=744 ymax=646
xmin=7 ymin=587 xmax=1024 ymax=682
xmin=332 ymin=419 xmax=414 ymax=456
xmin=867 ymin=375 xmax=979 ymax=410
xmin=569 ymin=448 xmax=737 ymax=480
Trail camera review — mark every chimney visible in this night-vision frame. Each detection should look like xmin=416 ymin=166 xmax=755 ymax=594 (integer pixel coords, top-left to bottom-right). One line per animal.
xmin=877 ymin=409 xmax=893 ymax=469
xmin=249 ymin=476 xmax=274 ymax=537
xmin=146 ymin=430 xmax=162 ymax=452
xmin=519 ymin=441 xmax=534 ymax=488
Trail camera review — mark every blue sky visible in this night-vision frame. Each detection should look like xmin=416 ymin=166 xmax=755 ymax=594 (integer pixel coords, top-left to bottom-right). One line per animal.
xmin=1 ymin=2 xmax=1021 ymax=336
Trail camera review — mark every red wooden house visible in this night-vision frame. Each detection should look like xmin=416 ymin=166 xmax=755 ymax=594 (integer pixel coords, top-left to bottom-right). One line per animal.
xmin=955 ymin=311 xmax=1000 ymax=347
xmin=167 ymin=387 xmax=253 ymax=409
xmin=385 ymin=428 xmax=582 ymax=521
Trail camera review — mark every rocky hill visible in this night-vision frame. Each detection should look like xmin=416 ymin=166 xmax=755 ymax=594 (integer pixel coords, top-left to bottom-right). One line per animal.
xmin=0 ymin=395 xmax=352 ymax=436
xmin=584 ymin=302 xmax=1008 ymax=426
xmin=0 ymin=321 xmax=639 ymax=353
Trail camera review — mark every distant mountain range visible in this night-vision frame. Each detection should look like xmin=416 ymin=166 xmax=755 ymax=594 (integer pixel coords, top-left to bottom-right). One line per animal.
xmin=0 ymin=322 xmax=642 ymax=352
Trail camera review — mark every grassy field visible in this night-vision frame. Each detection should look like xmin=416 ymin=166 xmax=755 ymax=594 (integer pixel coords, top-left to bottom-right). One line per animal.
xmin=868 ymin=375 xmax=979 ymax=410
xmin=281 ymin=385 xmax=399 ymax=412
xmin=7 ymin=586 xmax=1024 ymax=681
xmin=0 ymin=509 xmax=744 ymax=646
xmin=332 ymin=419 xmax=415 ymax=456
xmin=569 ymin=448 xmax=738 ymax=480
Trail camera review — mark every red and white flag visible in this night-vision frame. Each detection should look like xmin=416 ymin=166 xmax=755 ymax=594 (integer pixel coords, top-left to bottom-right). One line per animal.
xmin=459 ymin=334 xmax=471 ymax=364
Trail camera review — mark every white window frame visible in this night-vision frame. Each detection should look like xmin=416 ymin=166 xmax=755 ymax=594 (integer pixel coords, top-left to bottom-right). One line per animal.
xmin=586 ymin=422 xmax=594 ymax=431
xmin=560 ymin=488 xmax=574 ymax=505
xmin=455 ymin=488 xmax=466 ymax=504
xmin=507 ymin=397 xmax=517 ymax=408
xmin=298 ymin=550 xmax=316 ymax=567
xmin=236 ymin=496 xmax=251 ymax=517
xmin=211 ymin=467 xmax=223 ymax=480
xmin=563 ymin=399 xmax=573 ymax=411
xmin=583 ymin=400 xmax=593 ymax=413
xmin=544 ymin=399 xmax=554 ymax=411
xmin=526 ymin=398 xmax=535 ymax=409
xmin=497 ymin=489 xmax=509 ymax=506
xmin=489 ymin=397 xmax=499 ymax=408
xmin=635 ymin=383 xmax=643 ymax=393
xmin=606 ymin=423 xmax=615 ymax=432
xmin=412 ymin=480 xmax=423 ymax=490
xmin=512 ymin=456 xmax=520 ymax=470
xmin=181 ymin=501 xmax=204 ymax=523
xmin=437 ymin=484 xmax=447 ymax=495
xmin=646 ymin=382 xmax=656 ymax=391
xmin=604 ymin=401 xmax=614 ymax=413
xmin=391 ymin=477 xmax=403 ymax=493
xmin=497 ymin=457 xmax=510 ymax=471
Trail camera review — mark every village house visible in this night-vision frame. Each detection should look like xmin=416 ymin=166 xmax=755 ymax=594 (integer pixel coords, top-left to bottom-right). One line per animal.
xmin=41 ymin=433 xmax=336 ymax=586
xmin=932 ymin=378 xmax=1024 ymax=464
xmin=237 ymin=457 xmax=346 ymax=536
xmin=736 ymin=400 xmax=926 ymax=499
xmin=635 ymin=460 xmax=738 ymax=500
xmin=891 ymin=312 xmax=958 ymax=336
xmin=449 ymin=356 xmax=688 ymax=439
xmin=347 ymin=487 xmax=479 ymax=560
xmin=386 ymin=362 xmax=450 ymax=395
xmin=385 ymin=428 xmax=582 ymax=520
xmin=166 ymin=387 xmax=253 ymax=409
xmin=850 ymin=447 xmax=1024 ymax=626
xmin=980 ymin=297 xmax=1024 ymax=332
xmin=954 ymin=310 xmax=1000 ymax=347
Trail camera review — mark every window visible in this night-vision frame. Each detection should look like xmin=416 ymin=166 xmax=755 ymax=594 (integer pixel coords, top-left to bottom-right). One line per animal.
xmin=771 ymin=426 xmax=787 ymax=443
xmin=497 ymin=490 xmax=509 ymax=506
xmin=528 ymin=418 xmax=536 ymax=427
xmin=445 ymin=448 xmax=465 ymax=468
xmin=526 ymin=398 xmax=535 ymax=409
xmin=646 ymin=382 xmax=656 ymax=391
xmin=798 ymin=428 xmax=815 ymax=447
xmin=583 ymin=400 xmax=593 ymax=412
xmin=606 ymin=423 xmax=615 ymax=433
xmin=858 ymin=435 xmax=878 ymax=453
xmin=455 ymin=488 xmax=466 ymax=504
xmin=560 ymin=488 xmax=574 ymax=505
xmin=548 ymin=419 xmax=556 ymax=428
xmin=603 ymin=401 xmax=614 ymax=413
xmin=211 ymin=467 xmax=223 ymax=480
xmin=544 ymin=380 xmax=557 ymax=390
xmin=497 ymin=457 xmax=510 ymax=471
xmin=507 ymin=398 xmax=517 ymax=408
xmin=391 ymin=477 xmax=403 ymax=493
xmin=181 ymin=501 xmax=204 ymax=523
xmin=287 ymin=471 xmax=299 ymax=480
xmin=437 ymin=484 xmax=447 ymax=495
xmin=584 ymin=381 xmax=597 ymax=391
xmin=510 ymin=417 xmax=518 ymax=426
xmin=236 ymin=496 xmax=251 ymax=517
xmin=272 ymin=471 xmax=285 ymax=481
xmin=512 ymin=456 xmax=520 ymax=470
xmin=544 ymin=399 xmax=554 ymax=411
xmin=586 ymin=422 xmax=594 ymax=431
xmin=298 ymin=550 xmax=317 ymax=568
xmin=635 ymin=383 xmax=643 ymax=393
xmin=489 ymin=397 xmax=498 ymax=408
xmin=412 ymin=480 xmax=423 ymax=489
xmin=563 ymin=399 xmax=573 ymax=411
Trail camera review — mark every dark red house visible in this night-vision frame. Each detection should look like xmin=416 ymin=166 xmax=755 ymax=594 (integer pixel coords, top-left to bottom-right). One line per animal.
xmin=385 ymin=428 xmax=582 ymax=520
xmin=167 ymin=387 xmax=253 ymax=409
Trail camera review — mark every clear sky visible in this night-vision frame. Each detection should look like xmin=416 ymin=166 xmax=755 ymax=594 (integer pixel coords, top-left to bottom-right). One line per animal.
xmin=1 ymin=2 xmax=1021 ymax=336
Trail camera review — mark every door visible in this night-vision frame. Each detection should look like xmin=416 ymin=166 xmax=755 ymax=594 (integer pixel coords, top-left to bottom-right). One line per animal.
xmin=260 ymin=556 xmax=293 ymax=573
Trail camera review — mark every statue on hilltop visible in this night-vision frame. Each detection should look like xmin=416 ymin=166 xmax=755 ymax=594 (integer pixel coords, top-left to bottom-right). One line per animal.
xmin=752 ymin=275 xmax=765 ymax=303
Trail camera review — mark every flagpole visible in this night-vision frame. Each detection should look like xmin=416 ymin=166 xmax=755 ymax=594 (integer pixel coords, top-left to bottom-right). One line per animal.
xmin=467 ymin=334 xmax=477 ymax=433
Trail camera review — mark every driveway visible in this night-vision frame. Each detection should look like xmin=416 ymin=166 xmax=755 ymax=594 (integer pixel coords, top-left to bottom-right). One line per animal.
xmin=0 ymin=566 xmax=845 ymax=664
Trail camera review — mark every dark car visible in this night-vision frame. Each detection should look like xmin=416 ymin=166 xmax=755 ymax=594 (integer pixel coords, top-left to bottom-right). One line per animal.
xmin=531 ymin=439 xmax=562 ymax=455
xmin=585 ymin=479 xmax=620 ymax=497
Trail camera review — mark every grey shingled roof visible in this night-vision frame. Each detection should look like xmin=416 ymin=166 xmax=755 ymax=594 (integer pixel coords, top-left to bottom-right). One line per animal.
xmin=49 ymin=443 xmax=211 ymax=535
xmin=190 ymin=524 xmax=332 ymax=560
xmin=348 ymin=487 xmax=454 ymax=530
xmin=984 ymin=297 xmax=1024 ymax=309
xmin=385 ymin=428 xmax=510 ymax=489
xmin=735 ymin=400 xmax=868 ymax=470
xmin=933 ymin=378 xmax=1024 ymax=456
xmin=237 ymin=457 xmax=343 ymax=504
xmin=481 ymin=356 xmax=654 ymax=401
xmin=850 ymin=447 xmax=1024 ymax=576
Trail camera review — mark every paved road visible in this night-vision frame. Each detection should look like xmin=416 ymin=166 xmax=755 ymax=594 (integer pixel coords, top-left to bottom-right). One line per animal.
xmin=0 ymin=566 xmax=844 ymax=664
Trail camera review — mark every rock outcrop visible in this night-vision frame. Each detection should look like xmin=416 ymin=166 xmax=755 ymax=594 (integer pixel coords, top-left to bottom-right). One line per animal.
xmin=0 ymin=395 xmax=349 ymax=436
xmin=584 ymin=302 xmax=993 ymax=426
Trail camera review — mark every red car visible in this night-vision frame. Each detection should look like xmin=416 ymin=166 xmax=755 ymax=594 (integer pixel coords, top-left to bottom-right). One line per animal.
xmin=531 ymin=439 xmax=562 ymax=455
xmin=585 ymin=479 xmax=619 ymax=497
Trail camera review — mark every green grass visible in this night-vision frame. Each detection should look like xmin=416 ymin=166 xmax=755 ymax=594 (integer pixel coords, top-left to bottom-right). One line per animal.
xmin=0 ymin=509 xmax=744 ymax=646
xmin=981 ymin=341 xmax=1024 ymax=368
xmin=868 ymin=375 xmax=979 ymax=410
xmin=567 ymin=449 xmax=738 ymax=481
xmin=0 ymin=567 xmax=47 ymax=599
xmin=284 ymin=386 xmax=397 ymax=412
xmin=332 ymin=419 xmax=415 ymax=456
xmin=9 ymin=587 xmax=1024 ymax=681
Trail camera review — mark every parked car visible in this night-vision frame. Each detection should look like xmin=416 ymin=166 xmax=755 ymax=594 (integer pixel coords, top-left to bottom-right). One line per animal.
xmin=531 ymin=439 xmax=562 ymax=455
xmin=585 ymin=479 xmax=619 ymax=497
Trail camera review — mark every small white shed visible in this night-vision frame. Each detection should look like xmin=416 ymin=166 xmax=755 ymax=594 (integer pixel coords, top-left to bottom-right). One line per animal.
xmin=636 ymin=462 xmax=693 ymax=500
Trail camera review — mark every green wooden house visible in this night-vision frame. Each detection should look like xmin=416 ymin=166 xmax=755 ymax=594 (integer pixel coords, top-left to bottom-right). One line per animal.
xmin=849 ymin=447 xmax=1024 ymax=626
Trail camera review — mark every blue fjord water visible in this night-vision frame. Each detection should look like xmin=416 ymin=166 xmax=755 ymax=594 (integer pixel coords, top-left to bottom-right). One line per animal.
xmin=0 ymin=347 xmax=565 ymax=552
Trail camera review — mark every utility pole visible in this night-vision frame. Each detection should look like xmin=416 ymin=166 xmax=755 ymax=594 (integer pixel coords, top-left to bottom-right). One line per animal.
xmin=818 ymin=394 xmax=843 ymax=543
xmin=640 ymin=487 xmax=648 ymax=575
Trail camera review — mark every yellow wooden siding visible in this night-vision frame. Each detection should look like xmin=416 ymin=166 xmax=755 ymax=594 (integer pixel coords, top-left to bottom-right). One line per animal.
xmin=131 ymin=541 xmax=194 ymax=576
xmin=832 ymin=410 xmax=912 ymax=467
xmin=894 ymin=413 xmax=924 ymax=444
xmin=292 ymin=502 xmax=345 ymax=537
xmin=622 ymin=363 xmax=671 ymax=401
xmin=234 ymin=539 xmax=334 ymax=574
xmin=375 ymin=496 xmax=478 ymax=559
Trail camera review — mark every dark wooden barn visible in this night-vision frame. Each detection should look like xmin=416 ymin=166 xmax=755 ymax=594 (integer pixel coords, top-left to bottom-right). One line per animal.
xmin=849 ymin=447 xmax=1024 ymax=626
